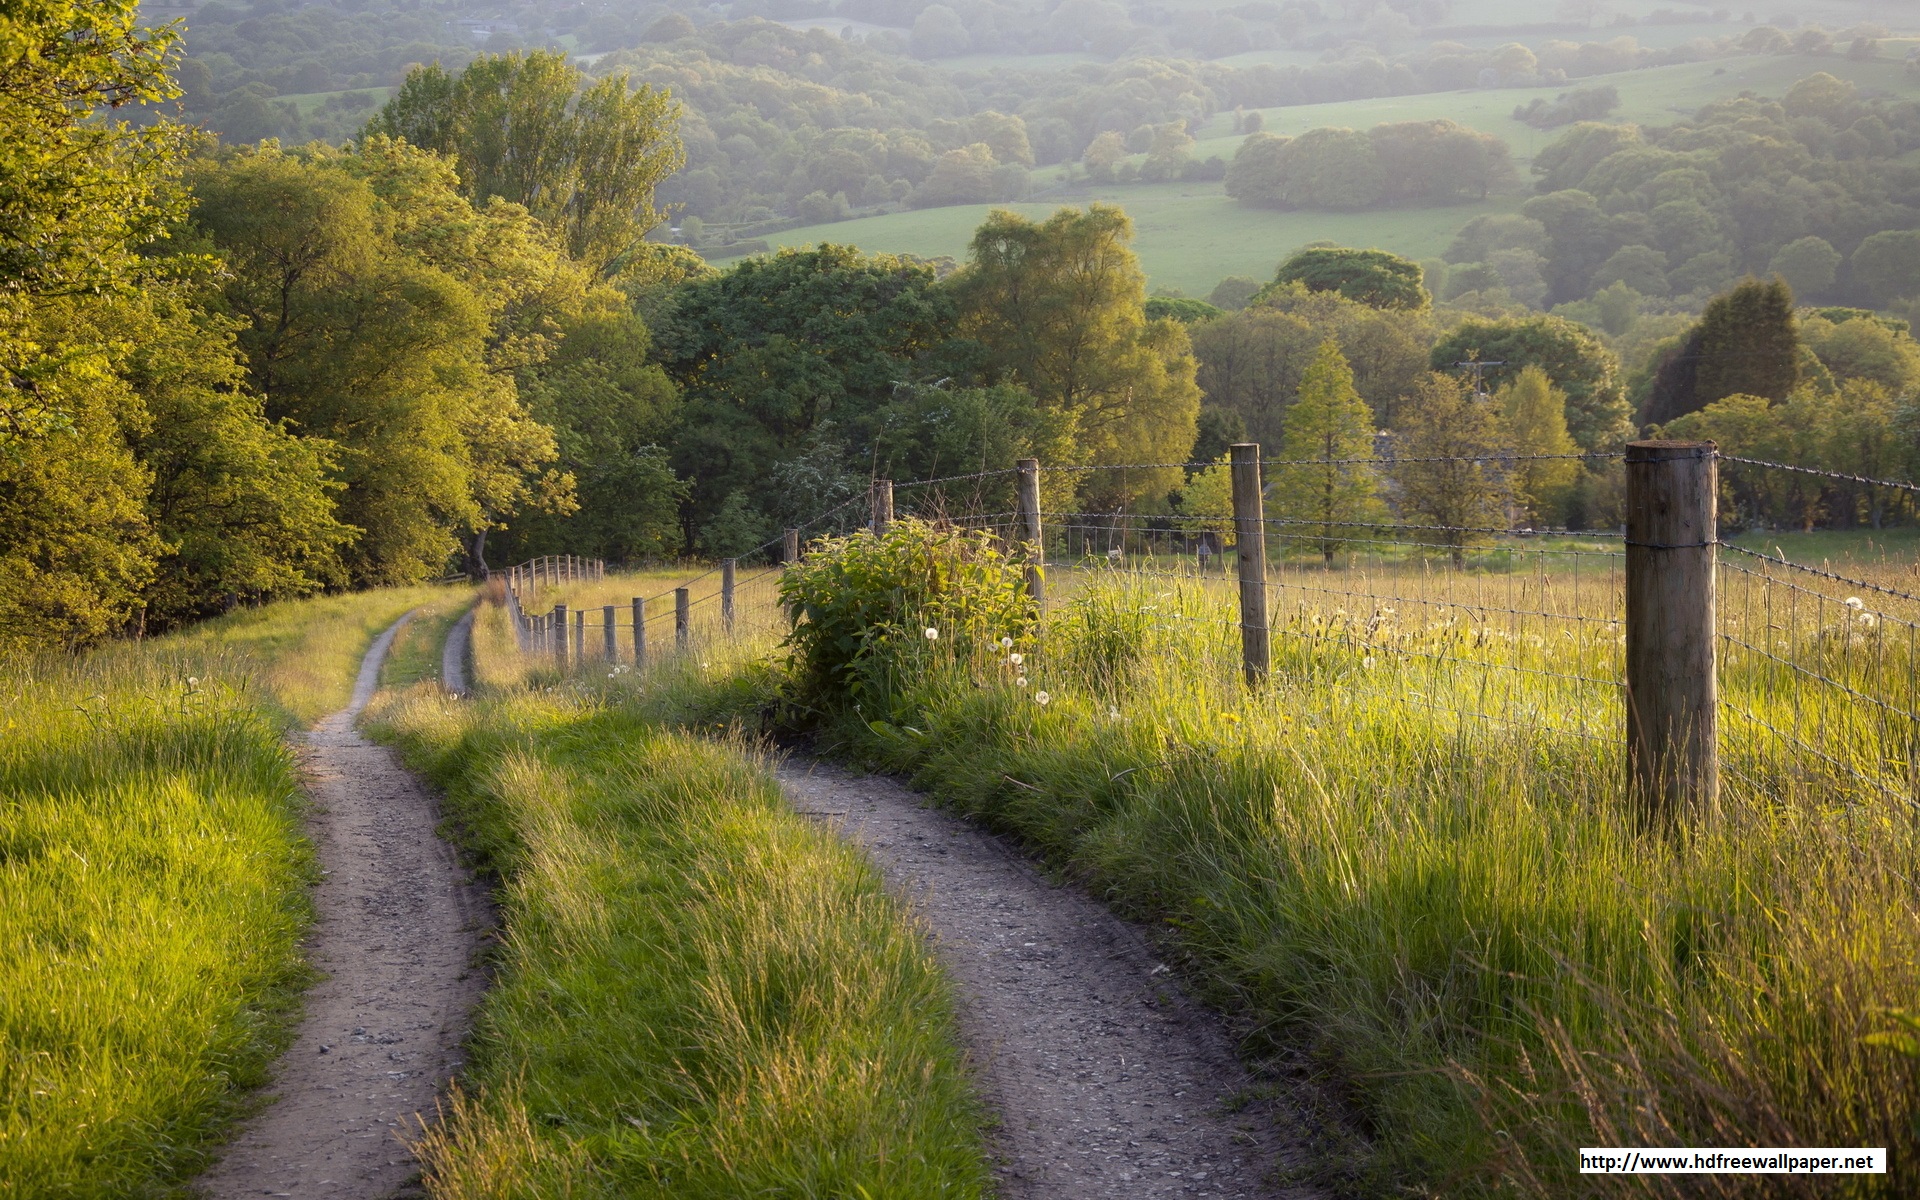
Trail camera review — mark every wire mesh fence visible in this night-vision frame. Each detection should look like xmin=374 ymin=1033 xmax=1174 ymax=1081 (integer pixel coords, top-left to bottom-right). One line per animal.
xmin=495 ymin=445 xmax=1920 ymax=813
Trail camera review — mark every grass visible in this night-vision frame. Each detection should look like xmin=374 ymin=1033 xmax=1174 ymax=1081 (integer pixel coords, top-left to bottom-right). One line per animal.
xmin=0 ymin=585 xmax=459 ymax=1198
xmin=616 ymin=529 xmax=1920 ymax=1196
xmin=364 ymin=596 xmax=993 ymax=1198
xmin=381 ymin=595 xmax=475 ymax=691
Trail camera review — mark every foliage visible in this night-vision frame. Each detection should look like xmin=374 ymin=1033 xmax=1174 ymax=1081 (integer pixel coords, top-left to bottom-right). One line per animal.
xmin=777 ymin=518 xmax=1032 ymax=708
xmin=1513 ymin=84 xmax=1620 ymax=129
xmin=952 ymin=204 xmax=1199 ymax=508
xmin=1428 ymin=314 xmax=1628 ymax=450
xmin=1193 ymin=283 xmax=1434 ymax=441
xmin=1261 ymin=246 xmax=1429 ymax=311
xmin=1174 ymin=453 xmax=1234 ymax=541
xmin=1390 ymin=372 xmax=1509 ymax=563
xmin=367 ymin=51 xmax=684 ymax=278
xmin=1226 ymin=120 xmax=1515 ymax=212
xmin=654 ymin=244 xmax=956 ymax=542
xmin=191 ymin=141 xmax=569 ymax=585
xmin=1497 ymin=366 xmax=1579 ymax=526
xmin=1638 ymin=276 xmax=1800 ymax=427
xmin=1268 ymin=341 xmax=1387 ymax=563
xmin=1143 ymin=295 xmax=1224 ymax=324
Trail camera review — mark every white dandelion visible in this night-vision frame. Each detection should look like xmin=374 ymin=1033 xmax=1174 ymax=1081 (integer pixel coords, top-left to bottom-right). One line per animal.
xmin=924 ymin=627 xmax=939 ymax=640
xmin=1034 ymin=691 xmax=1051 ymax=705
xmin=1009 ymin=652 xmax=1024 ymax=666
xmin=1016 ymin=676 xmax=1028 ymax=688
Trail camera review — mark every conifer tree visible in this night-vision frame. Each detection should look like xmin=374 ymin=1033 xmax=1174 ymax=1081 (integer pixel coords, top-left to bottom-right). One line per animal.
xmin=1498 ymin=365 xmax=1578 ymax=527
xmin=1271 ymin=341 xmax=1385 ymax=564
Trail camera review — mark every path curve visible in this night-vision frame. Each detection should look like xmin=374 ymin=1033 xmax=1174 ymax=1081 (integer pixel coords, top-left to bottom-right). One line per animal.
xmin=778 ymin=762 xmax=1323 ymax=1200
xmin=199 ymin=613 xmax=492 ymax=1200
xmin=441 ymin=605 xmax=475 ymax=696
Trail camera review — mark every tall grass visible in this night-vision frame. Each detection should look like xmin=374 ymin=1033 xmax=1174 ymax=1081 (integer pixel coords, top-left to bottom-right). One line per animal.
xmin=630 ymin=541 xmax=1920 ymax=1197
xmin=367 ymin=599 xmax=992 ymax=1198
xmin=0 ymin=586 xmax=456 ymax=1197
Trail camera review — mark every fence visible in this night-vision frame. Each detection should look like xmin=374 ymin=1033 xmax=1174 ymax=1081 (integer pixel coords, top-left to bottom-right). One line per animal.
xmin=499 ymin=442 xmax=1920 ymax=822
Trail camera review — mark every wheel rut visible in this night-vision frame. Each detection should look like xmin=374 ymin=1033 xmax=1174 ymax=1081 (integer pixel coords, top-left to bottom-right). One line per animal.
xmin=198 ymin=612 xmax=492 ymax=1200
xmin=777 ymin=761 xmax=1324 ymax=1200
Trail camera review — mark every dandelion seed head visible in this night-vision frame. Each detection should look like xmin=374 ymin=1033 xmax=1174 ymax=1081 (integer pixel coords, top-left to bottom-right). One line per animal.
xmin=1009 ymin=652 xmax=1023 ymax=665
xmin=1000 ymin=636 xmax=1013 ymax=649
xmin=1016 ymin=676 xmax=1028 ymax=688
xmin=924 ymin=627 xmax=939 ymax=640
xmin=1846 ymin=596 xmax=1865 ymax=611
xmin=1035 ymin=691 xmax=1051 ymax=705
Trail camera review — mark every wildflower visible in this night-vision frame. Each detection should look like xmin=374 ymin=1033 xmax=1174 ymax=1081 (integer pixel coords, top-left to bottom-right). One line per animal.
xmin=1035 ymin=691 xmax=1051 ymax=705
xmin=925 ymin=627 xmax=939 ymax=640
xmin=1000 ymin=636 xmax=1013 ymax=649
xmin=1363 ymin=656 xmax=1376 ymax=669
xmin=1009 ymin=652 xmax=1023 ymax=666
xmin=1016 ymin=676 xmax=1028 ymax=688
xmin=1846 ymin=596 xmax=1865 ymax=611
xmin=1109 ymin=706 xmax=1121 ymax=719
xmin=186 ymin=677 xmax=199 ymax=687
xmin=1221 ymin=712 xmax=1240 ymax=724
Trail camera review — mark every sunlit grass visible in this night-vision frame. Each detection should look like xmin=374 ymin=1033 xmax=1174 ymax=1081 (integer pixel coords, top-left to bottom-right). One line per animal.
xmin=606 ymin=538 xmax=1920 ymax=1196
xmin=367 ymin=598 xmax=992 ymax=1198
xmin=0 ymin=586 xmax=460 ymax=1196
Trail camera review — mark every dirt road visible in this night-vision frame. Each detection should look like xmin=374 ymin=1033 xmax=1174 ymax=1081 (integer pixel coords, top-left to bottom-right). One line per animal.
xmin=198 ymin=614 xmax=491 ymax=1200
xmin=778 ymin=761 xmax=1321 ymax=1199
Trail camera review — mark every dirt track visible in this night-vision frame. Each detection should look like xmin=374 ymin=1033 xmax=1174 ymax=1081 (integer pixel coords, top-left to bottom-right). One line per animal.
xmin=198 ymin=613 xmax=490 ymax=1200
xmin=778 ymin=761 xmax=1322 ymax=1199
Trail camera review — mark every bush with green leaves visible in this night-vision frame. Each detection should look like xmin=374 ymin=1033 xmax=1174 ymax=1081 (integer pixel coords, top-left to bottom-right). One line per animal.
xmin=778 ymin=519 xmax=1032 ymax=710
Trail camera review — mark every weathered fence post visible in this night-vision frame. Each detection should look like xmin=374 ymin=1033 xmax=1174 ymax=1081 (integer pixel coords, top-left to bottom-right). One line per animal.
xmin=1624 ymin=440 xmax=1719 ymax=821
xmin=783 ymin=527 xmax=801 ymax=564
xmin=573 ymin=609 xmax=584 ymax=661
xmin=1016 ymin=457 xmax=1045 ymax=614
xmin=722 ymin=559 xmax=736 ymax=633
xmin=675 ymin=587 xmax=691 ymax=650
xmin=553 ymin=604 xmax=568 ymax=666
xmin=872 ymin=479 xmax=893 ymax=536
xmin=603 ymin=604 xmax=616 ymax=660
xmin=632 ymin=597 xmax=647 ymax=669
xmin=1230 ymin=443 xmax=1270 ymax=687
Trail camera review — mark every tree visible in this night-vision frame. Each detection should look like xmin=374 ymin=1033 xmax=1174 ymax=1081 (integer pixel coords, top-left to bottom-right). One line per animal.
xmin=951 ymin=205 xmax=1200 ymax=508
xmin=1497 ymin=366 xmax=1578 ymax=526
xmin=1428 ymin=315 xmax=1628 ymax=449
xmin=1175 ymin=453 xmax=1234 ymax=543
xmin=1641 ymin=276 xmax=1800 ymax=426
xmin=1269 ymin=127 xmax=1383 ymax=209
xmin=1800 ymin=310 xmax=1920 ymax=397
xmin=1768 ymin=236 xmax=1840 ymax=299
xmin=366 ymin=51 xmax=683 ymax=278
xmin=1223 ymin=132 xmax=1291 ymax=205
xmin=1082 ymin=131 xmax=1128 ymax=183
xmin=910 ymin=4 xmax=970 ymax=57
xmin=654 ymin=245 xmax=956 ymax=545
xmin=191 ymin=143 xmax=566 ymax=584
xmin=1270 ymin=342 xmax=1386 ymax=563
xmin=1391 ymin=373 xmax=1509 ymax=565
xmin=1262 ymin=247 xmax=1428 ymax=311
xmin=1207 ymin=276 xmax=1261 ymax=310
xmin=1850 ymin=231 xmax=1920 ymax=306
xmin=2 ymin=0 xmax=193 ymax=441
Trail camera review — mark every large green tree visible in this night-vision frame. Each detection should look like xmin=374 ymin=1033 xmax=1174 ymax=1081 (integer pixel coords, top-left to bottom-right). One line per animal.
xmin=1391 ymin=373 xmax=1509 ymax=565
xmin=1497 ymin=365 xmax=1578 ymax=527
xmin=1637 ymin=277 xmax=1799 ymax=426
xmin=1259 ymin=247 xmax=1428 ymax=311
xmin=1428 ymin=314 xmax=1628 ymax=450
xmin=1269 ymin=341 xmax=1386 ymax=564
xmin=367 ymin=50 xmax=683 ymax=278
xmin=951 ymin=204 xmax=1200 ymax=507
xmin=654 ymin=244 xmax=957 ymax=547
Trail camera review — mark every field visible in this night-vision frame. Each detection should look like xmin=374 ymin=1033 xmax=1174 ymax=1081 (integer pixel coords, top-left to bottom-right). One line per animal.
xmin=527 ymin=523 xmax=1920 ymax=1193
xmin=718 ymin=50 xmax=1920 ymax=297
xmin=0 ymin=587 xmax=459 ymax=1196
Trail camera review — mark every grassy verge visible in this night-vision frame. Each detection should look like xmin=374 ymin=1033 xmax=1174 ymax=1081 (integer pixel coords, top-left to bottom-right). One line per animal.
xmin=0 ymin=586 xmax=458 ymax=1197
xmin=381 ymin=595 xmax=475 ymax=690
xmin=364 ymin=599 xmax=992 ymax=1198
xmin=632 ymin=538 xmax=1920 ymax=1197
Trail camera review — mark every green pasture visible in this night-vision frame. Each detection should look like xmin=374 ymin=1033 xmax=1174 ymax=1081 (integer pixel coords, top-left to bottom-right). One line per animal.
xmin=726 ymin=186 xmax=1520 ymax=296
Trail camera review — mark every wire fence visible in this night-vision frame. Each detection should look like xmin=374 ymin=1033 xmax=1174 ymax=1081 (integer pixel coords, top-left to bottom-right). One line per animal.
xmin=497 ymin=447 xmax=1920 ymax=813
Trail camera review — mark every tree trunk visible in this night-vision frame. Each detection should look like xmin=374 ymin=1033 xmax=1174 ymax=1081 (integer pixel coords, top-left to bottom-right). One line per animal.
xmin=468 ymin=528 xmax=491 ymax=581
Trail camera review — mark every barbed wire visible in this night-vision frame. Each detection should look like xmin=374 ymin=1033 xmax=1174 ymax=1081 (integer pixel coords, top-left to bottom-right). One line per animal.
xmin=1717 ymin=455 xmax=1920 ymax=496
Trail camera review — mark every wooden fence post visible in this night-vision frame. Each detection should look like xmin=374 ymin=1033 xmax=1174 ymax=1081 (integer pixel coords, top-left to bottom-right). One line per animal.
xmin=872 ymin=479 xmax=893 ymax=536
xmin=1230 ymin=443 xmax=1270 ymax=688
xmin=1625 ymin=440 xmax=1718 ymax=822
xmin=553 ymin=604 xmax=568 ymax=666
xmin=1016 ymin=457 xmax=1045 ymax=614
xmin=573 ymin=609 xmax=584 ymax=661
xmin=632 ymin=597 xmax=647 ymax=669
xmin=722 ymin=559 xmax=736 ymax=633
xmin=603 ymin=604 xmax=616 ymax=660
xmin=675 ymin=587 xmax=690 ymax=650
xmin=783 ymin=528 xmax=801 ymax=564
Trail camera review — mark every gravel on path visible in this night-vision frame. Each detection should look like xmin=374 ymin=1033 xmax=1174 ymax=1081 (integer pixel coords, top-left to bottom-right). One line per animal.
xmin=777 ymin=761 xmax=1323 ymax=1200
xmin=198 ymin=613 xmax=492 ymax=1200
